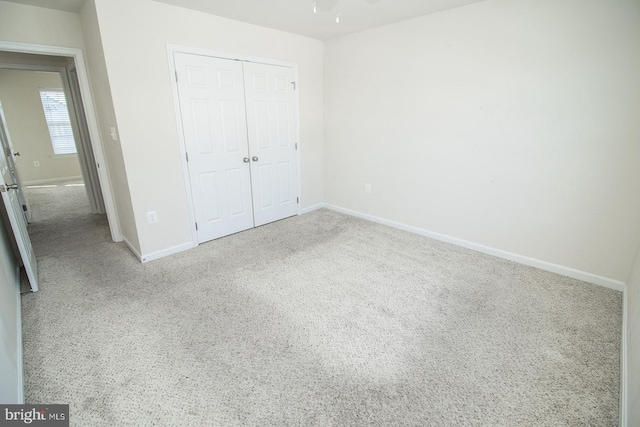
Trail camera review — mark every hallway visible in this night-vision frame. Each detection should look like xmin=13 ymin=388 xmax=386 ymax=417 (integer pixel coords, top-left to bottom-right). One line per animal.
xmin=21 ymin=182 xmax=110 ymax=262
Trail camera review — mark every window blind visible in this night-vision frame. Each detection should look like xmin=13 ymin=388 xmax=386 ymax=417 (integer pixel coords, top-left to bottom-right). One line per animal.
xmin=39 ymin=89 xmax=77 ymax=156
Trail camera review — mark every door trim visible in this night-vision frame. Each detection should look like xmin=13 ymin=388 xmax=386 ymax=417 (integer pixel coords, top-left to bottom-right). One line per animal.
xmin=0 ymin=41 xmax=121 ymax=242
xmin=167 ymin=44 xmax=302 ymax=246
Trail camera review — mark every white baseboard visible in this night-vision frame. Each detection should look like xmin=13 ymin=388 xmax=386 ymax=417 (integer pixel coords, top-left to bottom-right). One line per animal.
xmin=323 ymin=204 xmax=625 ymax=292
xmin=620 ymin=285 xmax=628 ymax=427
xmin=125 ymin=234 xmax=197 ymax=263
xmin=23 ymin=176 xmax=83 ymax=186
xmin=122 ymin=235 xmax=142 ymax=261
xmin=140 ymin=241 xmax=197 ymax=263
xmin=15 ymin=265 xmax=24 ymax=404
xmin=301 ymin=203 xmax=327 ymax=214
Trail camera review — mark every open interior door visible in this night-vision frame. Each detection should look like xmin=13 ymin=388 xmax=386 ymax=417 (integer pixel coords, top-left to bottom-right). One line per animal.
xmin=0 ymin=102 xmax=31 ymax=223
xmin=0 ymin=110 xmax=38 ymax=292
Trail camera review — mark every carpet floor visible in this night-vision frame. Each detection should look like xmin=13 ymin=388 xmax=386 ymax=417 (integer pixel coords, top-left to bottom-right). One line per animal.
xmin=21 ymin=182 xmax=622 ymax=426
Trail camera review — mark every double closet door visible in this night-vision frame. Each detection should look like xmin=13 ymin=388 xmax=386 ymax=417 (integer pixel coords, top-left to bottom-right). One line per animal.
xmin=175 ymin=53 xmax=299 ymax=244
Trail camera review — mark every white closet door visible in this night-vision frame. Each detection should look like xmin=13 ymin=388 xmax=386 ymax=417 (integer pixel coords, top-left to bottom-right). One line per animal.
xmin=175 ymin=53 xmax=254 ymax=243
xmin=243 ymin=62 xmax=299 ymax=227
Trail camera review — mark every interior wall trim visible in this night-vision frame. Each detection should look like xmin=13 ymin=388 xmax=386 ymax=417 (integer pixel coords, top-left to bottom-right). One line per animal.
xmin=620 ymin=285 xmax=628 ymax=427
xmin=15 ymin=265 xmax=24 ymax=404
xmin=122 ymin=235 xmax=142 ymax=262
xmin=321 ymin=203 xmax=625 ymax=292
xmin=23 ymin=176 xmax=83 ymax=186
xmin=140 ymin=241 xmax=197 ymax=264
xmin=300 ymin=203 xmax=325 ymax=214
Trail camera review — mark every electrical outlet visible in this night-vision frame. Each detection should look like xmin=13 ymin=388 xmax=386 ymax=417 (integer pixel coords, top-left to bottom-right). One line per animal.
xmin=147 ymin=211 xmax=158 ymax=224
xmin=33 ymin=161 xmax=40 ymax=168
xmin=365 ymin=184 xmax=372 ymax=193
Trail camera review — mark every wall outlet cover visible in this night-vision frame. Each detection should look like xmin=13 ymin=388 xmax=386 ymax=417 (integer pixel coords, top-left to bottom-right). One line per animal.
xmin=147 ymin=211 xmax=158 ymax=224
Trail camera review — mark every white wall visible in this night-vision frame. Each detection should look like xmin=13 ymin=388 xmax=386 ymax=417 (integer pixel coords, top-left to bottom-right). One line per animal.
xmin=626 ymin=247 xmax=640 ymax=425
xmin=0 ymin=69 xmax=83 ymax=184
xmin=92 ymin=0 xmax=324 ymax=258
xmin=0 ymin=202 xmax=22 ymax=403
xmin=0 ymin=1 xmax=85 ymax=49
xmin=79 ymin=0 xmax=139 ymax=252
xmin=324 ymin=0 xmax=640 ymax=283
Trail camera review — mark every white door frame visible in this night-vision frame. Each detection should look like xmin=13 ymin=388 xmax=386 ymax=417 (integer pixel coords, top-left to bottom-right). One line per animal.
xmin=166 ymin=44 xmax=301 ymax=246
xmin=0 ymin=41 xmax=121 ymax=242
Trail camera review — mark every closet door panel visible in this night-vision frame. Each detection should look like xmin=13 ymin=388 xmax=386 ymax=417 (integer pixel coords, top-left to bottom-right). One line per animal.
xmin=175 ymin=53 xmax=254 ymax=243
xmin=244 ymin=62 xmax=298 ymax=227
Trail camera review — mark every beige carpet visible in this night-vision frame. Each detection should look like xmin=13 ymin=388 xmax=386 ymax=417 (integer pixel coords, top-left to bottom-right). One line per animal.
xmin=21 ymin=182 xmax=622 ymax=426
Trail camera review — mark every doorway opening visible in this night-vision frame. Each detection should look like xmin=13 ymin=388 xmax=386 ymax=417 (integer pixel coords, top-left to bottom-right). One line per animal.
xmin=0 ymin=44 xmax=120 ymax=292
xmin=0 ymin=66 xmax=100 ymax=220
xmin=0 ymin=42 xmax=120 ymax=241
xmin=0 ymin=69 xmax=91 ymax=223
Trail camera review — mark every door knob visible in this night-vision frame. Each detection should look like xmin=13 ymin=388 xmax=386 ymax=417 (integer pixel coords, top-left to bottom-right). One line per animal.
xmin=243 ymin=157 xmax=250 ymax=163
xmin=13 ymin=152 xmax=20 ymax=157
xmin=252 ymin=156 xmax=259 ymax=162
xmin=5 ymin=183 xmax=18 ymax=190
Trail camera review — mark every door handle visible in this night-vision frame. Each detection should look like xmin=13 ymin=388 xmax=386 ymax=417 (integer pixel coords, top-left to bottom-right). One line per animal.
xmin=243 ymin=157 xmax=250 ymax=163
xmin=2 ymin=183 xmax=18 ymax=192
xmin=13 ymin=152 xmax=20 ymax=157
xmin=252 ymin=156 xmax=259 ymax=162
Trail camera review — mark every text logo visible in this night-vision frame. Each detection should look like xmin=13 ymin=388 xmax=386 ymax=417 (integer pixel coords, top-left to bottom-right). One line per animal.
xmin=0 ymin=405 xmax=68 ymax=426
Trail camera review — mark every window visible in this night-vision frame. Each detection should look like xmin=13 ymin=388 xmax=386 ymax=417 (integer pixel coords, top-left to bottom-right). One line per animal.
xmin=39 ymin=89 xmax=77 ymax=156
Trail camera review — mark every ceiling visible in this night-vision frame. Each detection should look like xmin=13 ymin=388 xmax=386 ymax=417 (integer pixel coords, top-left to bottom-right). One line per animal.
xmin=153 ymin=0 xmax=487 ymax=40
xmin=3 ymin=0 xmax=85 ymax=13
xmin=4 ymin=0 xmax=487 ymax=40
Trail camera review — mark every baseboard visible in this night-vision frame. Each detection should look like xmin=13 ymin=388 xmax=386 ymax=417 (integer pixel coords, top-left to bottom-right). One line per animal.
xmin=15 ymin=265 xmax=24 ymax=404
xmin=324 ymin=204 xmax=625 ymax=292
xmin=301 ymin=203 xmax=327 ymax=214
xmin=23 ymin=176 xmax=83 ymax=186
xmin=140 ymin=241 xmax=197 ymax=263
xmin=122 ymin=235 xmax=142 ymax=261
xmin=620 ymin=285 xmax=627 ymax=427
